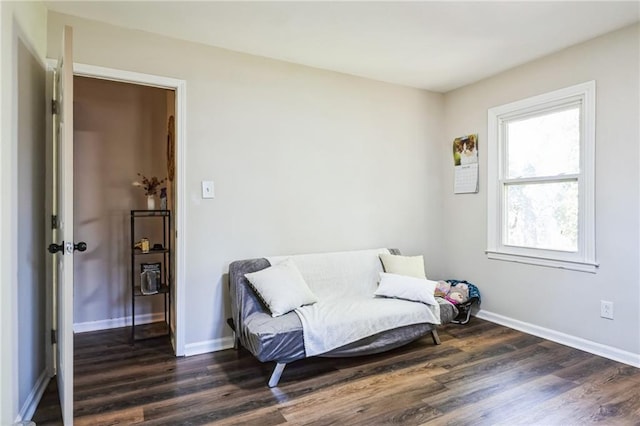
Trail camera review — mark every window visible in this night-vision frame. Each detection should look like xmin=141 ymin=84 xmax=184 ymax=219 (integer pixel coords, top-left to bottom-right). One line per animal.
xmin=487 ymin=81 xmax=597 ymax=272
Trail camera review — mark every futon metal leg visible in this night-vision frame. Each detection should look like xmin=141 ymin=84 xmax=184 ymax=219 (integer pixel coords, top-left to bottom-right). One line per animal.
xmin=226 ymin=318 xmax=240 ymax=350
xmin=268 ymin=362 xmax=287 ymax=388
xmin=232 ymin=332 xmax=239 ymax=350
xmin=431 ymin=329 xmax=441 ymax=345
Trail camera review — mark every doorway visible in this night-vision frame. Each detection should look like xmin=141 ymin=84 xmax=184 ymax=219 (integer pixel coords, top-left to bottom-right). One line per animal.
xmin=72 ymin=76 xmax=175 ymax=338
xmin=68 ymin=64 xmax=186 ymax=357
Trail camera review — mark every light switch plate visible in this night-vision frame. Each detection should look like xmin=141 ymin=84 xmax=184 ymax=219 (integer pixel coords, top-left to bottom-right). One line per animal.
xmin=202 ymin=181 xmax=215 ymax=199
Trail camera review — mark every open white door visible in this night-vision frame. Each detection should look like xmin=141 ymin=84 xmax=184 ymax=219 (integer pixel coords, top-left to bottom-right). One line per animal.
xmin=49 ymin=25 xmax=76 ymax=425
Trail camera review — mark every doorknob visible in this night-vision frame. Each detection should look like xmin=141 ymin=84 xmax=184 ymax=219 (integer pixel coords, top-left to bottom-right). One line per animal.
xmin=48 ymin=242 xmax=65 ymax=254
xmin=48 ymin=241 xmax=87 ymax=254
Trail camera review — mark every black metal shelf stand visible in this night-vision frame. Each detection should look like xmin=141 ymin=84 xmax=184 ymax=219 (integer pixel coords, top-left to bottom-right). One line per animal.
xmin=130 ymin=209 xmax=171 ymax=342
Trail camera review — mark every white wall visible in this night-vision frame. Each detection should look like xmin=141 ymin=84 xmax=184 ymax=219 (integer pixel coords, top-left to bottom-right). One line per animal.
xmin=0 ymin=1 xmax=48 ymax=423
xmin=442 ymin=24 xmax=640 ymax=358
xmin=46 ymin=11 xmax=639 ymax=364
xmin=47 ymin=12 xmax=445 ymax=349
xmin=73 ymin=77 xmax=169 ymax=328
xmin=17 ymin=35 xmax=47 ymax=418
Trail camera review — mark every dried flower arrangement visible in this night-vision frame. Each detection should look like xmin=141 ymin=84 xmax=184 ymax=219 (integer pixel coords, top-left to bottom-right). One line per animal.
xmin=132 ymin=173 xmax=166 ymax=196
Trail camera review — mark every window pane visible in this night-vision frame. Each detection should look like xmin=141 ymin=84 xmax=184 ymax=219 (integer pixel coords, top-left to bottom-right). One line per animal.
xmin=506 ymin=108 xmax=580 ymax=178
xmin=505 ymin=181 xmax=578 ymax=252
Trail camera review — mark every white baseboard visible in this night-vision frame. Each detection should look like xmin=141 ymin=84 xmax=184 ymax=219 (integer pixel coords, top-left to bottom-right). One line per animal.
xmin=476 ymin=310 xmax=640 ymax=368
xmin=184 ymin=337 xmax=234 ymax=357
xmin=16 ymin=369 xmax=49 ymax=423
xmin=73 ymin=312 xmax=165 ymax=333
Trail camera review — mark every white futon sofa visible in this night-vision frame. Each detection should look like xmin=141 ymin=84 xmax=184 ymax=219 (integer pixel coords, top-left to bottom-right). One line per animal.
xmin=228 ymin=248 xmax=457 ymax=387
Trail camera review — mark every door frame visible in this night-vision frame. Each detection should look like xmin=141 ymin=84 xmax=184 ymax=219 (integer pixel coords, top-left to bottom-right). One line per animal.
xmin=46 ymin=62 xmax=187 ymax=358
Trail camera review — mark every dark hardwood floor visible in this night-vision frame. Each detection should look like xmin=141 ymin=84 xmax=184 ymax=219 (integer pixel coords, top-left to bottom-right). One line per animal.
xmin=33 ymin=319 xmax=640 ymax=425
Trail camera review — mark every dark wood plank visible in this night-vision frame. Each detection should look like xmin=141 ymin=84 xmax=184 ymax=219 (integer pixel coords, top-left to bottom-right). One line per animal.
xmin=32 ymin=319 xmax=640 ymax=425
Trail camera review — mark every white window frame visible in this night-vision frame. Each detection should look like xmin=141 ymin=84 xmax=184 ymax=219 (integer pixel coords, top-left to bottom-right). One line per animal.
xmin=487 ymin=81 xmax=597 ymax=273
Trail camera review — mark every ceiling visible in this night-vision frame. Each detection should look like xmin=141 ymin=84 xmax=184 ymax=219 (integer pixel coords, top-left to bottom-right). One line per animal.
xmin=44 ymin=1 xmax=640 ymax=92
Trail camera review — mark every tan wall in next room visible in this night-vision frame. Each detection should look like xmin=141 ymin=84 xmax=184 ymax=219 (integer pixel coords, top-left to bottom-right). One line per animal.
xmin=73 ymin=76 xmax=172 ymax=327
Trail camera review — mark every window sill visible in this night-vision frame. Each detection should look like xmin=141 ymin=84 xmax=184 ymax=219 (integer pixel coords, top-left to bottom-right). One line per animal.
xmin=486 ymin=251 xmax=599 ymax=273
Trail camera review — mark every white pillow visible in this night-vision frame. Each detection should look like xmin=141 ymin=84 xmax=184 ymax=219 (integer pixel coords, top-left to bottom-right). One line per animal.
xmin=244 ymin=259 xmax=318 ymax=317
xmin=374 ymin=272 xmax=438 ymax=306
xmin=379 ymin=253 xmax=427 ymax=278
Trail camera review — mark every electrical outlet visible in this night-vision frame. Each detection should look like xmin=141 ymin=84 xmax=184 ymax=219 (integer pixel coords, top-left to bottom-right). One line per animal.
xmin=600 ymin=300 xmax=614 ymax=320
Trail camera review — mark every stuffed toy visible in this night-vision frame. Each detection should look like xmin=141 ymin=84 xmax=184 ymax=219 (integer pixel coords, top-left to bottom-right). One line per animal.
xmin=445 ymin=292 xmax=464 ymax=304
xmin=445 ymin=283 xmax=469 ymax=304
xmin=435 ymin=281 xmax=451 ymax=298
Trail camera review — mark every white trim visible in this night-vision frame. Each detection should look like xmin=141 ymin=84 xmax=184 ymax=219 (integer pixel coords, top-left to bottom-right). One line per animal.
xmin=0 ymin=0 xmax=7 ymax=417
xmin=486 ymin=251 xmax=598 ymax=273
xmin=44 ymin=63 xmax=55 ymax=382
xmin=582 ymin=81 xmax=597 ymax=267
xmin=487 ymin=81 xmax=597 ymax=272
xmin=48 ymin=61 xmax=188 ymax=356
xmin=184 ymin=337 xmax=235 ymax=357
xmin=74 ymin=63 xmax=179 ymax=90
xmin=73 ymin=312 xmax=166 ymax=334
xmin=174 ymin=77 xmax=187 ymax=357
xmin=15 ymin=369 xmax=49 ymax=423
xmin=476 ymin=310 xmax=640 ymax=368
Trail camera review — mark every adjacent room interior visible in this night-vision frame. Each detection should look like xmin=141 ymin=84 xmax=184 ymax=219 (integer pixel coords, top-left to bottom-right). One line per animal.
xmin=73 ymin=76 xmax=176 ymax=341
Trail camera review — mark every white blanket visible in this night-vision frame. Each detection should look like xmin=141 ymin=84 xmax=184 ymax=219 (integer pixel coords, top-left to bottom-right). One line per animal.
xmin=295 ymin=297 xmax=440 ymax=356
xmin=268 ymin=248 xmax=441 ymax=357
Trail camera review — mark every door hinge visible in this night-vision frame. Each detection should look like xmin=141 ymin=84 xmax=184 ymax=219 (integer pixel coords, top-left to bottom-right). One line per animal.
xmin=51 ymin=99 xmax=59 ymax=115
xmin=51 ymin=329 xmax=57 ymax=345
xmin=51 ymin=214 xmax=58 ymax=229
